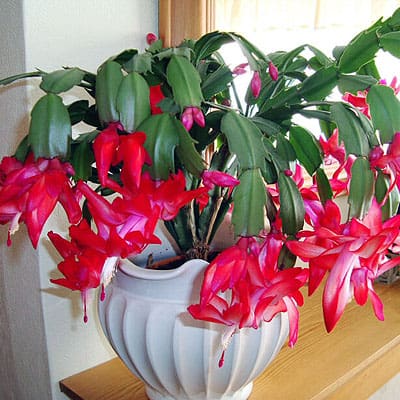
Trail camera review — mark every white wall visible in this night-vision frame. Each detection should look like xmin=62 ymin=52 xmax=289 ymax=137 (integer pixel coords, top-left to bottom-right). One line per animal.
xmin=0 ymin=1 xmax=158 ymax=399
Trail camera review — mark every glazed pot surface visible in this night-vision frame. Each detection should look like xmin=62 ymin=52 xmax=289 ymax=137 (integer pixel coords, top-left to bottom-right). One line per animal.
xmin=98 ymin=258 xmax=289 ymax=400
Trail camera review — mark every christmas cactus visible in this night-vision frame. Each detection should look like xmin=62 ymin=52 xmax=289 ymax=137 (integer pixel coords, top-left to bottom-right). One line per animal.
xmin=2 ymin=8 xmax=400 ymax=350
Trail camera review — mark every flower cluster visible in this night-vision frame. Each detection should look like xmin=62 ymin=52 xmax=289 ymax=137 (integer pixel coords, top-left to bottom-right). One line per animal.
xmin=188 ymin=234 xmax=308 ymax=348
xmin=2 ymin=8 xmax=400 ymax=353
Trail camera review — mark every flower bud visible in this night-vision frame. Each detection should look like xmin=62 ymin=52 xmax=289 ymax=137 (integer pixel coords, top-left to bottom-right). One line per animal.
xmin=284 ymin=169 xmax=293 ymax=177
xmin=181 ymin=107 xmax=205 ymax=131
xmin=202 ymin=170 xmax=240 ymax=190
xmin=146 ymin=33 xmax=158 ymax=45
xmin=181 ymin=107 xmax=194 ymax=131
xmin=251 ymin=71 xmax=261 ymax=99
xmin=192 ymin=107 xmax=205 ymax=128
xmin=268 ymin=61 xmax=279 ymax=81
xmin=232 ymin=63 xmax=248 ymax=76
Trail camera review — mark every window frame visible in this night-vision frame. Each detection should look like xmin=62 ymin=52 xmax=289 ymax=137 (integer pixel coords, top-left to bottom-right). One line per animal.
xmin=158 ymin=0 xmax=215 ymax=46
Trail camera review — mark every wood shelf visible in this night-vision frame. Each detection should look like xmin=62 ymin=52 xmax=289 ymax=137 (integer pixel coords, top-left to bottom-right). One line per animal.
xmin=60 ymin=281 xmax=400 ymax=400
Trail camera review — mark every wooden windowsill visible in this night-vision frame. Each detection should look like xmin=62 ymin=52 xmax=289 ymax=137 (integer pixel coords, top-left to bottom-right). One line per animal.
xmin=60 ymin=280 xmax=400 ymax=400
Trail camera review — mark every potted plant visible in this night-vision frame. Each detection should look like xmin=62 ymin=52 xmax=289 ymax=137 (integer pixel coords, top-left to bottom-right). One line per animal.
xmin=2 ymin=7 xmax=400 ymax=400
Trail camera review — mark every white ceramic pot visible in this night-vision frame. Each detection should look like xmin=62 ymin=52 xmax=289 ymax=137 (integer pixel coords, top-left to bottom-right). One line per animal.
xmin=98 ymin=258 xmax=289 ymax=400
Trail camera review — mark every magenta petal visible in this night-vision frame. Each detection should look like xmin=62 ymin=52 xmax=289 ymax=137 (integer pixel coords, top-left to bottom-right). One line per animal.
xmin=283 ymin=297 xmax=300 ymax=347
xmin=368 ymin=285 xmax=385 ymax=321
xmin=77 ymin=181 xmax=125 ymax=225
xmin=201 ymin=170 xmax=240 ymax=190
xmin=322 ymin=249 xmax=356 ymax=332
xmin=285 ymin=240 xmax=326 ymax=259
xmin=192 ymin=107 xmax=205 ymax=127
xmin=351 ymin=268 xmax=369 ymax=306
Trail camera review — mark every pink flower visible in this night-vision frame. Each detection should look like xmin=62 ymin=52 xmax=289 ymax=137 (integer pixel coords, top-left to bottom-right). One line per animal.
xmin=0 ymin=154 xmax=81 ymax=248
xmin=188 ymin=236 xmax=308 ymax=348
xmin=286 ymin=199 xmax=400 ymax=332
xmin=250 ymin=71 xmax=261 ymax=99
xmin=319 ymin=129 xmax=346 ymax=165
xmin=343 ymin=91 xmax=370 ymax=117
xmin=369 ymin=132 xmax=400 ymax=198
xmin=343 ymin=76 xmax=400 ymax=118
xmin=139 ymin=171 xmax=208 ymax=220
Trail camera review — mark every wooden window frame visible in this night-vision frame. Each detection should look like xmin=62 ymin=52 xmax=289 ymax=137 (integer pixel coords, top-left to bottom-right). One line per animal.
xmin=159 ymin=0 xmax=215 ymax=47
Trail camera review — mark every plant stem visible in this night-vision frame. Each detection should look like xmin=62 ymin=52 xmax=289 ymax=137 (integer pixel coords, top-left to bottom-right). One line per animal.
xmin=205 ymin=196 xmax=223 ymax=245
xmin=189 ymin=200 xmax=199 ymax=245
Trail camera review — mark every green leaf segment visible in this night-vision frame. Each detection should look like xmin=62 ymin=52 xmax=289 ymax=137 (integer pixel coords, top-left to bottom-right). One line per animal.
xmin=28 ymin=94 xmax=71 ymax=159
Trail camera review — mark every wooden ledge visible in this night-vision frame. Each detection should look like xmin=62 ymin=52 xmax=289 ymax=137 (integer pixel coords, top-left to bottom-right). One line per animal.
xmin=60 ymin=281 xmax=400 ymax=400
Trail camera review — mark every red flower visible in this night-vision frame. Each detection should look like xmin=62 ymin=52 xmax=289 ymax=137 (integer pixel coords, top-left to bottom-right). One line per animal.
xmin=49 ymin=224 xmax=110 ymax=323
xmin=92 ymin=122 xmax=121 ymax=191
xmin=139 ymin=171 xmax=208 ymax=220
xmin=93 ymin=123 xmax=151 ymax=191
xmin=149 ymin=85 xmax=165 ymax=114
xmin=0 ymin=154 xmax=81 ymax=248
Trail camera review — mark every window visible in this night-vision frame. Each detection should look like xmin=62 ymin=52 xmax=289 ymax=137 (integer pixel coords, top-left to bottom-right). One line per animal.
xmin=159 ymin=0 xmax=400 ymax=78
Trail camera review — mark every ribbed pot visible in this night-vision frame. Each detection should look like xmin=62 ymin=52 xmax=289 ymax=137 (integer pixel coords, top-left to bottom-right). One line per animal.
xmin=98 ymin=258 xmax=289 ymax=400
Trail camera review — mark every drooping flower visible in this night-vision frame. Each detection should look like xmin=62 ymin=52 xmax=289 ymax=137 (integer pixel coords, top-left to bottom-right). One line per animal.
xmin=139 ymin=171 xmax=208 ymax=220
xmin=286 ymin=199 xmax=400 ymax=332
xmin=319 ymin=129 xmax=346 ymax=165
xmin=48 ymin=222 xmax=113 ymax=323
xmin=369 ymin=132 xmax=400 ymax=197
xmin=0 ymin=154 xmax=81 ymax=248
xmin=49 ymin=181 xmax=162 ymax=322
xmin=188 ymin=235 xmax=308 ymax=356
xmin=93 ymin=123 xmax=151 ymax=192
xmin=118 ymin=132 xmax=150 ymax=190
xmin=92 ymin=122 xmax=122 ymax=191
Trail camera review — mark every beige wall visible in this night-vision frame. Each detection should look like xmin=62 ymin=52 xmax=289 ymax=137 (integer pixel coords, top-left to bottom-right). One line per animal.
xmin=0 ymin=1 xmax=158 ymax=399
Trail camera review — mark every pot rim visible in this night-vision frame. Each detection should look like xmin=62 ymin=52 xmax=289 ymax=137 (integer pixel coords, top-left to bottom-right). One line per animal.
xmin=119 ymin=257 xmax=209 ymax=281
